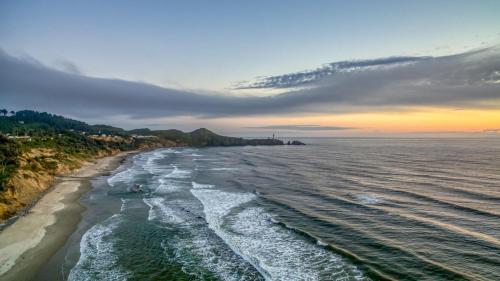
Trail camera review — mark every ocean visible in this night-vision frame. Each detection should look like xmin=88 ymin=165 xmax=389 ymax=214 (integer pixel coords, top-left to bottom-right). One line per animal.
xmin=43 ymin=138 xmax=500 ymax=280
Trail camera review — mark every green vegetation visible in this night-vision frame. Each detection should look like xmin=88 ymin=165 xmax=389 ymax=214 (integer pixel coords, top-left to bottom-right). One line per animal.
xmin=0 ymin=110 xmax=284 ymax=146
xmin=0 ymin=110 xmax=126 ymax=136
xmin=0 ymin=135 xmax=20 ymax=191
xmin=0 ymin=110 xmax=158 ymax=193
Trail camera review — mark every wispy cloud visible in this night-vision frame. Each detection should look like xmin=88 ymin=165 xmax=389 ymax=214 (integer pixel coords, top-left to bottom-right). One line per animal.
xmin=246 ymin=125 xmax=355 ymax=131
xmin=233 ymin=56 xmax=430 ymax=89
xmin=1 ymin=47 xmax=500 ymax=123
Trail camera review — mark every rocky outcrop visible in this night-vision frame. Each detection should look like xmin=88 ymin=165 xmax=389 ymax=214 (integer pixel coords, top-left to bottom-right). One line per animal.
xmin=286 ymin=140 xmax=306 ymax=145
xmin=244 ymin=138 xmax=284 ymax=145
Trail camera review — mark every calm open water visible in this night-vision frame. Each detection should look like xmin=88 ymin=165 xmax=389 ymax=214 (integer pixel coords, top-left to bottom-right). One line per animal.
xmin=48 ymin=138 xmax=500 ymax=280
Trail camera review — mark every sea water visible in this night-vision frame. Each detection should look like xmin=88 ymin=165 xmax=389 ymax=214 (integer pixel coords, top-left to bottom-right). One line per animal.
xmin=51 ymin=138 xmax=500 ymax=280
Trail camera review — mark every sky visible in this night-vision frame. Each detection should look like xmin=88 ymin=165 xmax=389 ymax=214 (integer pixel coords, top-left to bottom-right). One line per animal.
xmin=1 ymin=0 xmax=500 ymax=137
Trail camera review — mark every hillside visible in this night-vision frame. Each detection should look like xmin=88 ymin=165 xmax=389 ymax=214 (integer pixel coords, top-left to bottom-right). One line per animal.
xmin=0 ymin=110 xmax=285 ymax=146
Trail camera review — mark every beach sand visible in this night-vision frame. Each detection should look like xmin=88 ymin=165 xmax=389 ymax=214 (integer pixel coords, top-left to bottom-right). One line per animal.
xmin=0 ymin=151 xmax=136 ymax=281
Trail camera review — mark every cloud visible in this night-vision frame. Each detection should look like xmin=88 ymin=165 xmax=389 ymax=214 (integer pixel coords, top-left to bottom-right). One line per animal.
xmin=53 ymin=60 xmax=82 ymax=75
xmin=1 ymin=47 xmax=500 ymax=123
xmin=246 ymin=125 xmax=355 ymax=131
xmin=233 ymin=56 xmax=430 ymax=89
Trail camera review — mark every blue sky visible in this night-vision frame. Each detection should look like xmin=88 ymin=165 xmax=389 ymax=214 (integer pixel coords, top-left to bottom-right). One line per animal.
xmin=1 ymin=1 xmax=500 ymax=136
xmin=1 ymin=0 xmax=499 ymax=91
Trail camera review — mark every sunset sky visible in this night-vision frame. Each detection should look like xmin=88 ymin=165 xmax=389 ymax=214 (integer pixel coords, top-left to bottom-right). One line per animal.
xmin=1 ymin=0 xmax=500 ymax=136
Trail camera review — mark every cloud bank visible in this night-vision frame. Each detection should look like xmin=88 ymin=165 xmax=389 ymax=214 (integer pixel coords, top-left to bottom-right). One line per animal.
xmin=1 ymin=47 xmax=500 ymax=121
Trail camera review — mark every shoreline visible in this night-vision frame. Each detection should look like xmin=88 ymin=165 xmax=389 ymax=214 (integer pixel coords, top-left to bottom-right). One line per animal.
xmin=0 ymin=150 xmax=138 ymax=281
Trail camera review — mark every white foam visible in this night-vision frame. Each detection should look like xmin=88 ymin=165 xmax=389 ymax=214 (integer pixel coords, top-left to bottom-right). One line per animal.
xmin=107 ymin=152 xmax=155 ymax=187
xmin=161 ymin=148 xmax=182 ymax=154
xmin=68 ymin=214 xmax=130 ymax=281
xmin=191 ymin=189 xmax=255 ymax=226
xmin=355 ymin=194 xmax=383 ymax=205
xmin=193 ymin=158 xmax=218 ymax=161
xmin=159 ymin=198 xmax=262 ymax=281
xmin=143 ymin=150 xmax=171 ymax=175
xmin=316 ymin=240 xmax=328 ymax=247
xmin=143 ymin=198 xmax=184 ymax=224
xmin=210 ymin=168 xmax=238 ymax=171
xmin=107 ymin=169 xmax=137 ymax=187
xmin=192 ymin=188 xmax=365 ymax=281
xmin=154 ymin=178 xmax=183 ymax=193
xmin=120 ymin=199 xmax=126 ymax=212
xmin=192 ymin=181 xmax=215 ymax=189
xmin=164 ymin=165 xmax=191 ymax=179
xmin=166 ymin=230 xmax=262 ymax=281
xmin=234 ymin=208 xmax=365 ymax=280
xmin=120 ymin=199 xmax=143 ymax=212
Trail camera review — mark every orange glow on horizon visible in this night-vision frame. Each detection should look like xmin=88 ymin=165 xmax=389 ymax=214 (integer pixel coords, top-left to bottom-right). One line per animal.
xmin=143 ymin=107 xmax=500 ymax=136
xmin=213 ymin=108 xmax=500 ymax=134
xmin=322 ymin=108 xmax=500 ymax=133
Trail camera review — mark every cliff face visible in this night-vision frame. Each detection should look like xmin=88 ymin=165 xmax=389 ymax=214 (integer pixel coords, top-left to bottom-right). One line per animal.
xmin=0 ymin=148 xmax=84 ymax=221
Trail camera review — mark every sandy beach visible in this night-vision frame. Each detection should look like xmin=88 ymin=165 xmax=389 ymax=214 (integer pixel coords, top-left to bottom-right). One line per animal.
xmin=0 ymin=151 xmax=137 ymax=281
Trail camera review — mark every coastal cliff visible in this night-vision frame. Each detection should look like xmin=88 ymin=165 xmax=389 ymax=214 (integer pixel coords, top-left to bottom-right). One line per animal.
xmin=0 ymin=134 xmax=169 ymax=222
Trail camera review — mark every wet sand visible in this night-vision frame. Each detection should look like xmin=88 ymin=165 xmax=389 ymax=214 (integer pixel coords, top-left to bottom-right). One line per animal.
xmin=0 ymin=151 xmax=137 ymax=281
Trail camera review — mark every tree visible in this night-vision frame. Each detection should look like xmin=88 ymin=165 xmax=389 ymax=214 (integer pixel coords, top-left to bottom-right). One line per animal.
xmin=9 ymin=111 xmax=15 ymax=116
xmin=0 ymin=134 xmax=20 ymax=191
xmin=0 ymin=109 xmax=7 ymax=116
